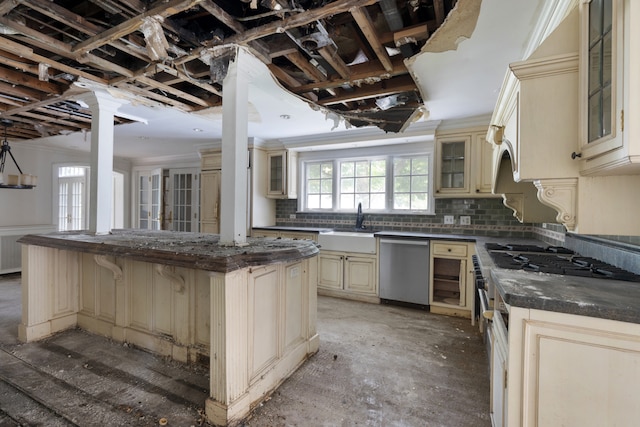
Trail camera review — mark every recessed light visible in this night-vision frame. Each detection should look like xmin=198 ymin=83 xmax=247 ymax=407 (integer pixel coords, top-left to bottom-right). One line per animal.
xmin=280 ymin=114 xmax=290 ymax=120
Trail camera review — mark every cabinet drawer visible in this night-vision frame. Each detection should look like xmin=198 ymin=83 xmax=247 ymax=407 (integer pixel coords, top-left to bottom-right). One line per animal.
xmin=432 ymin=242 xmax=467 ymax=257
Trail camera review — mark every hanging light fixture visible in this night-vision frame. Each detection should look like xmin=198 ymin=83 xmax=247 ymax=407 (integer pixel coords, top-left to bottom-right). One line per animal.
xmin=0 ymin=119 xmax=37 ymax=189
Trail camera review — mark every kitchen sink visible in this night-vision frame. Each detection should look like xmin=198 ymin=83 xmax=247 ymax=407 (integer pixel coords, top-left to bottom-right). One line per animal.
xmin=317 ymin=230 xmax=377 ymax=253
xmin=332 ymin=227 xmax=379 ymax=233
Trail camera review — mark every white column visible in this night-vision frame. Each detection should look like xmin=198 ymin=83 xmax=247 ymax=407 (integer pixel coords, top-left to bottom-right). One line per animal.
xmin=220 ymin=47 xmax=251 ymax=246
xmin=79 ymin=91 xmax=125 ymax=235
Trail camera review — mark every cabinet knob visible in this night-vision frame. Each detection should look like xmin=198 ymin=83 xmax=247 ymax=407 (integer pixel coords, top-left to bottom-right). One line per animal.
xmin=571 ymin=152 xmax=582 ymax=159
xmin=448 ymin=248 xmax=452 ymax=252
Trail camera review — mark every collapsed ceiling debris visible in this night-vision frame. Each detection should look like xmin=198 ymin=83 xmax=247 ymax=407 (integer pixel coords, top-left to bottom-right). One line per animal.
xmin=0 ymin=0 xmax=458 ymax=140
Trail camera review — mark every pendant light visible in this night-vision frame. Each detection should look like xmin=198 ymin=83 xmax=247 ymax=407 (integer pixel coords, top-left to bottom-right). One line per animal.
xmin=0 ymin=119 xmax=36 ymax=189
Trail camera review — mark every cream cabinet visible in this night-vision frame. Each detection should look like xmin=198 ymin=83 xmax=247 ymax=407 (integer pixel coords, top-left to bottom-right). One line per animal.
xmin=435 ymin=130 xmax=498 ymax=197
xmin=429 ymin=241 xmax=474 ymax=318
xmin=576 ymin=0 xmax=640 ymax=175
xmin=474 ymin=135 xmax=495 ymax=194
xmin=318 ymin=250 xmax=377 ymax=302
xmin=267 ymin=149 xmax=297 ymax=199
xmin=507 ymin=306 xmax=640 ymax=427
xmin=200 ymin=150 xmax=221 ymax=234
xmin=252 ymin=229 xmax=318 ymax=242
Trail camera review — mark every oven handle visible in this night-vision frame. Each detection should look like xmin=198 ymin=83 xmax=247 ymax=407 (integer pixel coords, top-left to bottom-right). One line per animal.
xmin=478 ymin=289 xmax=494 ymax=320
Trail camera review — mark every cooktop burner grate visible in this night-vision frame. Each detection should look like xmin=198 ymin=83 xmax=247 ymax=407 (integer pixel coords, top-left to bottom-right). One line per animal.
xmin=486 ymin=243 xmax=640 ymax=282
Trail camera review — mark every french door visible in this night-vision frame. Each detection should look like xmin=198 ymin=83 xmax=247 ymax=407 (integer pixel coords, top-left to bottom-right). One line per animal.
xmin=58 ymin=168 xmax=88 ymax=231
xmin=168 ymin=168 xmax=199 ymax=232
xmin=137 ymin=168 xmax=162 ymax=230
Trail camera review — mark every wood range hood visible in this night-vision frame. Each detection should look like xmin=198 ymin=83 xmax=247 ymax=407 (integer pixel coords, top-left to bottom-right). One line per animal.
xmin=487 ymin=6 xmax=640 ymax=236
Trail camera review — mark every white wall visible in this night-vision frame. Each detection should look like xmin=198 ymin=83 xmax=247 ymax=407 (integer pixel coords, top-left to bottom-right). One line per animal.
xmin=0 ymin=143 xmax=131 ymax=229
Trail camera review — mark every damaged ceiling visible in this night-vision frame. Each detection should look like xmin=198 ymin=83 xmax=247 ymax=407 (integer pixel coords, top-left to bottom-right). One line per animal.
xmin=0 ymin=0 xmax=460 ymax=142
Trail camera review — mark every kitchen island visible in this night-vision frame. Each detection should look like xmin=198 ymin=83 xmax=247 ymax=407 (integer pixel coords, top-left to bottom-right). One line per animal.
xmin=17 ymin=229 xmax=320 ymax=427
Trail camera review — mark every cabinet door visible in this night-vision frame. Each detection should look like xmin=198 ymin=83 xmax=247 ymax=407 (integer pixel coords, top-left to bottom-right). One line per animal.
xmin=200 ymin=170 xmax=220 ymax=233
xmin=266 ymin=150 xmax=297 ymax=199
xmin=491 ymin=319 xmax=508 ymax=427
xmin=344 ymin=255 xmax=376 ymax=295
xmin=474 ymin=135 xmax=495 ymax=194
xmin=267 ymin=151 xmax=285 ymax=196
xmin=279 ymin=231 xmax=317 ymax=242
xmin=252 ymin=230 xmax=280 ymax=238
xmin=436 ymin=136 xmax=471 ymax=195
xmin=318 ymin=252 xmax=343 ymax=290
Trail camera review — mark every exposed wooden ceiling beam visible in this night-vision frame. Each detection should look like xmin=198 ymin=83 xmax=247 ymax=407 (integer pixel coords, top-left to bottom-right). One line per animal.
xmin=291 ymin=55 xmax=407 ymax=94
xmin=73 ymin=0 xmax=203 ymax=55
xmin=0 ymin=38 xmax=108 ymax=84
xmin=318 ymin=46 xmax=350 ymax=79
xmin=0 ymin=0 xmax=19 ymax=16
xmin=0 ymin=94 xmax=77 ymax=119
xmin=318 ymin=74 xmax=416 ymax=106
xmin=267 ymin=64 xmax=318 ymax=102
xmin=285 ymin=51 xmax=327 ymax=83
xmin=0 ymin=65 xmax=63 ymax=95
xmin=0 ymin=81 xmax=47 ymax=102
xmin=433 ymin=0 xmax=446 ymax=26
xmin=351 ymin=6 xmax=393 ymax=73
xmin=21 ymin=0 xmax=151 ymax=62
xmin=114 ymin=82 xmax=194 ymax=111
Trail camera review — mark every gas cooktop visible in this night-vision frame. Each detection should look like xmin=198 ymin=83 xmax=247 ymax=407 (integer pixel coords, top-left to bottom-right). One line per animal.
xmin=485 ymin=243 xmax=640 ymax=282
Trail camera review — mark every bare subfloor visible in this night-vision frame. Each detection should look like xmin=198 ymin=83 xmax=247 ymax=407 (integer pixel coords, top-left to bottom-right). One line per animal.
xmin=0 ymin=273 xmax=490 ymax=426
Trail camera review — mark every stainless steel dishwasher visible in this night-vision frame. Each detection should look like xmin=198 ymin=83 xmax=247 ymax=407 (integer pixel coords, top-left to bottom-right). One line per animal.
xmin=379 ymin=238 xmax=430 ymax=306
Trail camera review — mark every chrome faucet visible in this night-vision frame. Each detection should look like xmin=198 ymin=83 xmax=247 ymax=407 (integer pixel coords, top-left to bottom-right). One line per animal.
xmin=355 ymin=202 xmax=365 ymax=229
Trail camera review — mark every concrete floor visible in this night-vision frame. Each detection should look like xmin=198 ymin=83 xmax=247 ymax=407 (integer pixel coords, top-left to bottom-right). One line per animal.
xmin=0 ymin=273 xmax=491 ymax=426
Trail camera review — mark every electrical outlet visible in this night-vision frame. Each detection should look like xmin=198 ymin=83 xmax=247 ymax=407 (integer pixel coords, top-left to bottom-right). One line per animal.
xmin=289 ymin=214 xmax=296 ymax=219
xmin=460 ymin=216 xmax=471 ymax=225
xmin=444 ymin=215 xmax=454 ymax=225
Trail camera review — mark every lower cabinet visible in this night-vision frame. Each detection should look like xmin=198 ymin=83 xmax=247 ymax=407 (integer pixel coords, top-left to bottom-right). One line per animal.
xmin=429 ymin=241 xmax=474 ymax=318
xmin=252 ymin=229 xmax=318 ymax=242
xmin=507 ymin=307 xmax=640 ymax=427
xmin=318 ymin=250 xmax=377 ymax=302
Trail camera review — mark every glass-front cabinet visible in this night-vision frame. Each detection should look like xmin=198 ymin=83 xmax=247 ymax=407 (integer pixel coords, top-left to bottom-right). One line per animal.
xmin=435 ymin=134 xmax=471 ymax=195
xmin=267 ymin=149 xmax=297 ymax=199
xmin=578 ymin=0 xmax=640 ymax=174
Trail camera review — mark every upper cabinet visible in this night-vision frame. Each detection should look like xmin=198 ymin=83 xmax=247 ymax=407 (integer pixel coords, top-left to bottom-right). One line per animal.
xmin=487 ymin=4 xmax=640 ymax=236
xmin=576 ymin=0 xmax=640 ymax=174
xmin=267 ymin=149 xmax=297 ymax=199
xmin=435 ymin=129 xmax=497 ymax=198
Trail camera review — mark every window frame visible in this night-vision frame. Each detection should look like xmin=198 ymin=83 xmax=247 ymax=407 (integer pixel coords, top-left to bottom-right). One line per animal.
xmin=298 ymin=142 xmax=435 ymax=215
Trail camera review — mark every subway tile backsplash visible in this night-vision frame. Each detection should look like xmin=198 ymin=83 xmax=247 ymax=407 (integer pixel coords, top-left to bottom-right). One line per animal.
xmin=275 ymin=198 xmax=534 ymax=238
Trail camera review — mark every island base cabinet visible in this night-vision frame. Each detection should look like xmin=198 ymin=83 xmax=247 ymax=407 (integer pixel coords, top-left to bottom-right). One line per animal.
xmin=508 ymin=307 xmax=640 ymax=427
xmin=19 ymin=243 xmax=319 ymax=427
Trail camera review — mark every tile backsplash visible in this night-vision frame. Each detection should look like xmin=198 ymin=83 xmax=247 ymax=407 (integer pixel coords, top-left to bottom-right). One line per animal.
xmin=276 ymin=197 xmax=534 ymax=238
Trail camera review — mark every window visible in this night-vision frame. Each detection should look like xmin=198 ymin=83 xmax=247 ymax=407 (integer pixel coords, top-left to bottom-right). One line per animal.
xmin=306 ymin=161 xmax=333 ymax=209
xmin=300 ymin=144 xmax=434 ymax=214
xmin=587 ymin=0 xmax=613 ymax=143
xmin=393 ymin=156 xmax=429 ymax=210
xmin=339 ymin=159 xmax=385 ymax=210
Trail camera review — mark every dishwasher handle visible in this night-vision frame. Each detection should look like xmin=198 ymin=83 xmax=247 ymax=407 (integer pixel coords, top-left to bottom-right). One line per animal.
xmin=379 ymin=239 xmax=430 ymax=246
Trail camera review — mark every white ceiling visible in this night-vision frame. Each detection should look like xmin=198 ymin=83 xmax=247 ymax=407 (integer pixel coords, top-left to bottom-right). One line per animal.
xmin=27 ymin=0 xmax=548 ymax=162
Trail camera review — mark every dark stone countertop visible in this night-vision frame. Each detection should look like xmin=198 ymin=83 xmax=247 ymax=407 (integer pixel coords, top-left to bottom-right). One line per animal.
xmin=374 ymin=231 xmax=476 ymax=242
xmin=254 ymin=226 xmax=477 ymax=242
xmin=474 ymin=237 xmax=640 ymax=325
xmin=18 ymin=229 xmax=319 ymax=273
xmin=252 ymin=226 xmax=332 ymax=233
